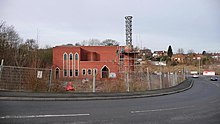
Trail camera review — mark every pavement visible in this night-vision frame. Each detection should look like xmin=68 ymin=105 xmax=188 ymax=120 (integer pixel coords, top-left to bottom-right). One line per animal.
xmin=0 ymin=79 xmax=193 ymax=101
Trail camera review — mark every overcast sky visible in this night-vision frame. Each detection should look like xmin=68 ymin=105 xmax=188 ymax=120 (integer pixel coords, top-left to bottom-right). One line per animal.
xmin=1 ymin=0 xmax=220 ymax=53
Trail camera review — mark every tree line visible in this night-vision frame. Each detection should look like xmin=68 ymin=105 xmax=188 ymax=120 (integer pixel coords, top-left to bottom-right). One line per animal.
xmin=0 ymin=21 xmax=52 ymax=68
xmin=75 ymin=38 xmax=119 ymax=46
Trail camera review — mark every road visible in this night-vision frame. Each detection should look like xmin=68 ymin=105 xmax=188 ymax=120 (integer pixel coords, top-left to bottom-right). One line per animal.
xmin=0 ymin=76 xmax=220 ymax=124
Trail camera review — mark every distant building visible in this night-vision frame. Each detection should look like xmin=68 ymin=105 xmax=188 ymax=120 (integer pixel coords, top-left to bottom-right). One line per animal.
xmin=210 ymin=53 xmax=220 ymax=61
xmin=186 ymin=54 xmax=204 ymax=61
xmin=150 ymin=61 xmax=167 ymax=66
xmin=53 ymin=45 xmax=137 ymax=80
xmin=152 ymin=51 xmax=167 ymax=58
xmin=138 ymin=48 xmax=152 ymax=60
xmin=171 ymin=54 xmax=186 ymax=64
xmin=172 ymin=53 xmax=205 ymax=65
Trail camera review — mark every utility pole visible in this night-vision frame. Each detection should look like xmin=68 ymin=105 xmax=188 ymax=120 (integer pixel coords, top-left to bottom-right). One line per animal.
xmin=35 ymin=29 xmax=39 ymax=68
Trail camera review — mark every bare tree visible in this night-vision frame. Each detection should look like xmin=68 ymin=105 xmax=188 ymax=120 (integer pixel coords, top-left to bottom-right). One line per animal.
xmin=0 ymin=22 xmax=23 ymax=66
xmin=75 ymin=42 xmax=81 ymax=46
xmin=187 ymin=49 xmax=195 ymax=54
xmin=177 ymin=48 xmax=184 ymax=54
xmin=87 ymin=38 xmax=101 ymax=46
xmin=25 ymin=39 xmax=39 ymax=50
xmin=80 ymin=40 xmax=88 ymax=46
xmin=101 ymin=39 xmax=119 ymax=46
xmin=0 ymin=22 xmax=40 ymax=67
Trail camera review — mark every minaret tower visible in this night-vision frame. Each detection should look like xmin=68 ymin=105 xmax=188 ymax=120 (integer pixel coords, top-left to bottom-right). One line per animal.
xmin=125 ymin=16 xmax=133 ymax=47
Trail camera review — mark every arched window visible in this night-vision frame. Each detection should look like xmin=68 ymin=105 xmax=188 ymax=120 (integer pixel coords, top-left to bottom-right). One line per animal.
xmin=63 ymin=53 xmax=67 ymax=60
xmin=75 ymin=53 xmax=79 ymax=60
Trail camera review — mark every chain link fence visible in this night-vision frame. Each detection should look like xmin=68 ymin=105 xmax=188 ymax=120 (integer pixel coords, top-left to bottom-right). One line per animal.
xmin=0 ymin=65 xmax=185 ymax=92
xmin=0 ymin=66 xmax=52 ymax=92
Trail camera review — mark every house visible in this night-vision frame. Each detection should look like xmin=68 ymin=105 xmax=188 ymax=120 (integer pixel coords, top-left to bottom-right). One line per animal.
xmin=53 ymin=45 xmax=136 ymax=80
xmin=138 ymin=48 xmax=152 ymax=60
xmin=152 ymin=51 xmax=167 ymax=58
xmin=210 ymin=53 xmax=220 ymax=61
xmin=150 ymin=61 xmax=167 ymax=66
xmin=186 ymin=54 xmax=204 ymax=62
xmin=171 ymin=54 xmax=186 ymax=63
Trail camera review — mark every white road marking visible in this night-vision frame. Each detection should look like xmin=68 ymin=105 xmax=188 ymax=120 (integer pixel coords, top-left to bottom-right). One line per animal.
xmin=0 ymin=113 xmax=90 ymax=119
xmin=209 ymin=99 xmax=220 ymax=104
xmin=131 ymin=106 xmax=194 ymax=114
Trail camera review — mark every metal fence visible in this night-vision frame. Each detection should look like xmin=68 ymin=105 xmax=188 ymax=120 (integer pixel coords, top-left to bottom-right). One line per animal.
xmin=0 ymin=65 xmax=185 ymax=92
xmin=117 ymin=71 xmax=184 ymax=92
xmin=0 ymin=66 xmax=52 ymax=92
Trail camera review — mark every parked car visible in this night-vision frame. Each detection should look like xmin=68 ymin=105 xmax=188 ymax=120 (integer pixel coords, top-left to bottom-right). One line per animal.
xmin=192 ymin=74 xmax=199 ymax=78
xmin=210 ymin=76 xmax=218 ymax=81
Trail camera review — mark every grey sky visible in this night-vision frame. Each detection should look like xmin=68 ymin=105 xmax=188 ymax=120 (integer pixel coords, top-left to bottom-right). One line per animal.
xmin=1 ymin=0 xmax=220 ymax=53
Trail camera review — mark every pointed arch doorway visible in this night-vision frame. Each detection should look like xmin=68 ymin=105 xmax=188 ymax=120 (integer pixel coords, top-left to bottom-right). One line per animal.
xmin=101 ymin=66 xmax=109 ymax=78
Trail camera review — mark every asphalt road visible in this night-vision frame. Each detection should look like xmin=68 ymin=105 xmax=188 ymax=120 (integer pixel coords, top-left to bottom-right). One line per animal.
xmin=0 ymin=76 xmax=220 ymax=124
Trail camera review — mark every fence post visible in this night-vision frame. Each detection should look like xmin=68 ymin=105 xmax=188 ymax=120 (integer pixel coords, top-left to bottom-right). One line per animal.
xmin=159 ymin=72 xmax=162 ymax=89
xmin=175 ymin=72 xmax=178 ymax=85
xmin=92 ymin=69 xmax=96 ymax=93
xmin=48 ymin=68 xmax=53 ymax=92
xmin=183 ymin=66 xmax=186 ymax=80
xmin=172 ymin=73 xmax=175 ymax=86
xmin=0 ymin=59 xmax=4 ymax=80
xmin=126 ymin=72 xmax=129 ymax=92
xmin=168 ymin=72 xmax=170 ymax=87
xmin=147 ymin=67 xmax=151 ymax=90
